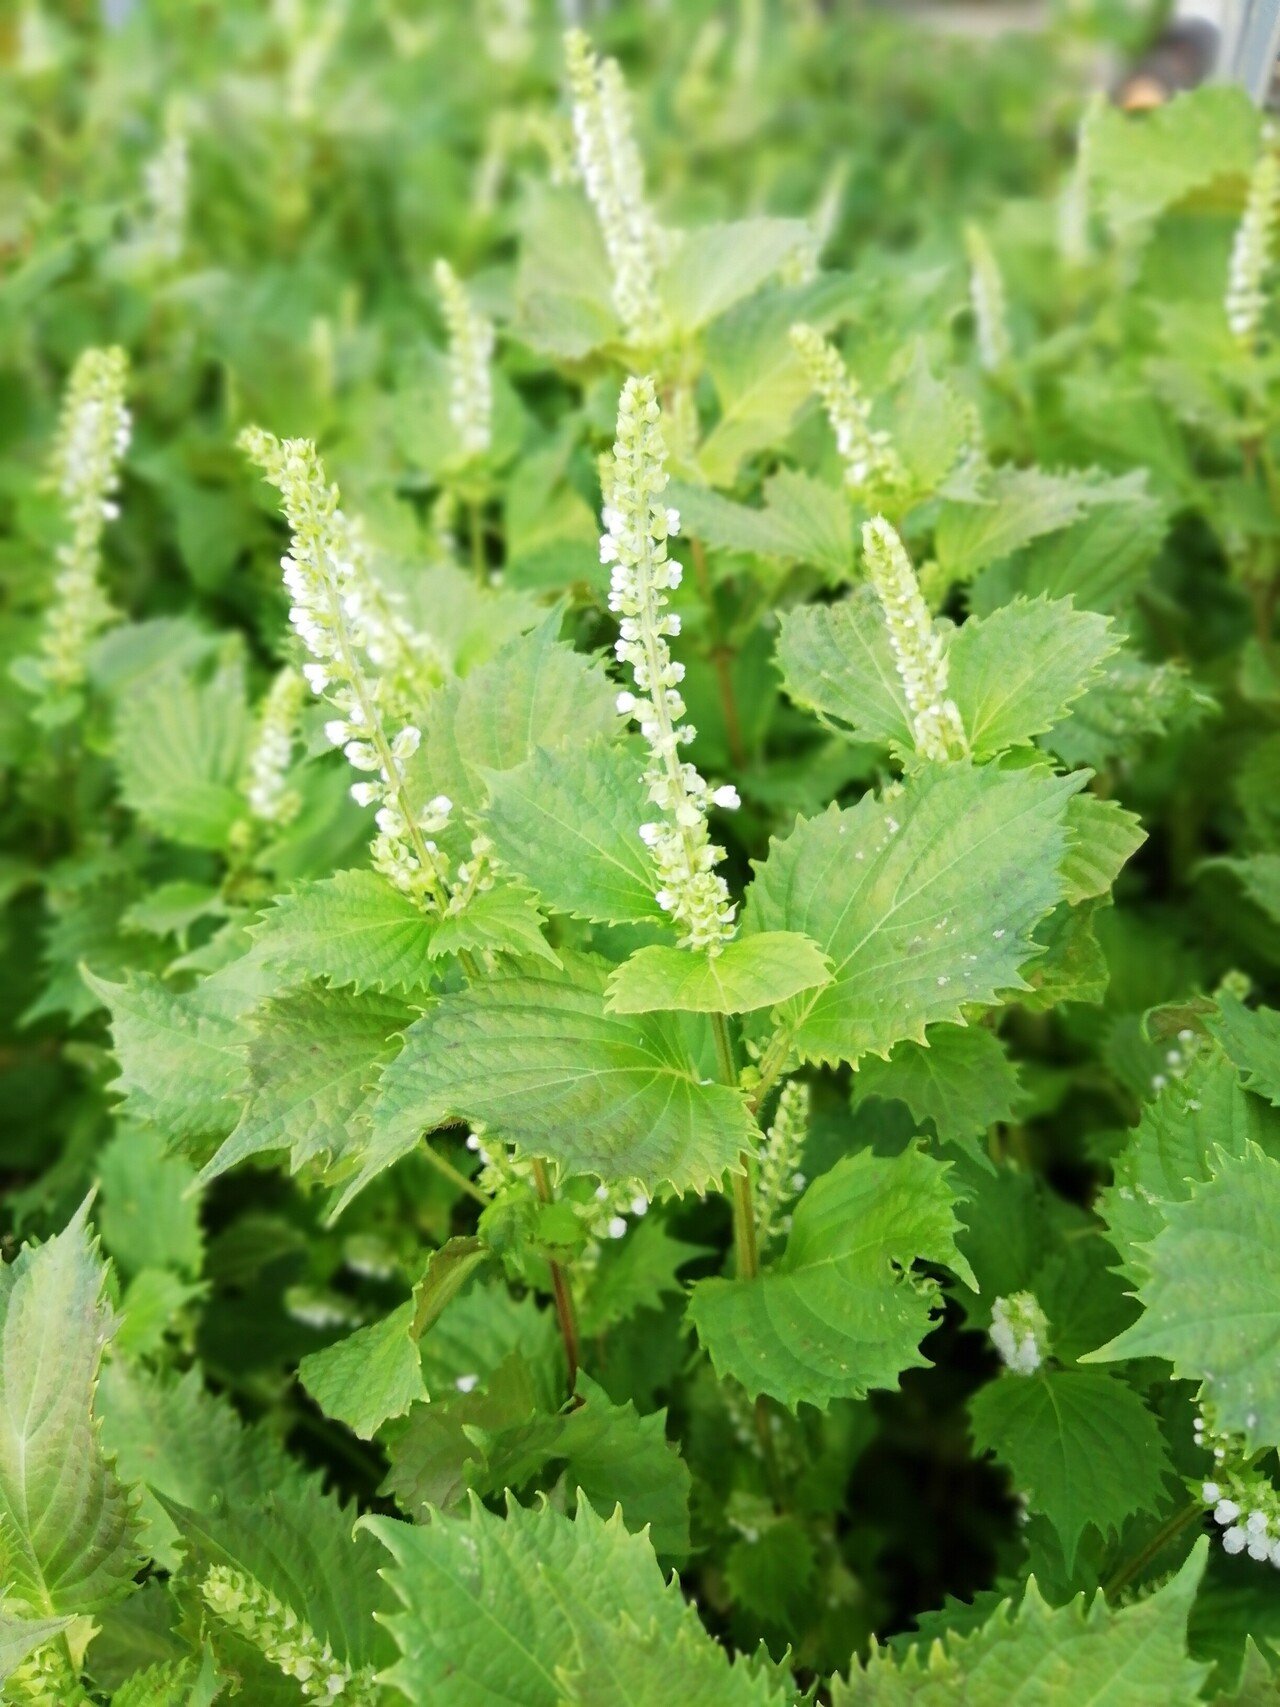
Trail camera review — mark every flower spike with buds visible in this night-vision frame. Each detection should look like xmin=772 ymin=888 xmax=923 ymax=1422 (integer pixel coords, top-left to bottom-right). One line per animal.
xmin=142 ymin=107 xmax=189 ymax=267
xmin=755 ymin=1077 xmax=810 ymax=1249
xmin=239 ymin=429 xmax=450 ymax=912
xmin=965 ymin=223 xmax=1011 ymax=371
xmin=1059 ymin=93 xmax=1102 ymax=270
xmin=29 ymin=346 xmax=132 ymax=701
xmin=1227 ymin=125 xmax=1280 ymax=347
xmin=1196 ymin=1406 xmax=1280 ymax=1567
xmin=434 ymin=259 xmax=495 ymax=461
xmin=202 ymin=1566 xmax=375 ymax=1701
xmin=603 ymin=377 xmax=737 ymax=953
xmin=862 ymin=517 xmax=968 ymax=764
xmin=565 ymin=29 xmax=667 ymax=349
xmin=790 ymin=323 xmax=902 ymax=496
xmin=245 ymin=665 xmax=306 ymax=826
xmin=990 ymin=1292 xmax=1049 ymax=1376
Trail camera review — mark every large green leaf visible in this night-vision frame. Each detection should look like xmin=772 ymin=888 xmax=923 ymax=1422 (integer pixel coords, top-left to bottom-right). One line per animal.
xmin=481 ymin=740 xmax=664 ymax=926
xmin=850 ymin=1024 xmax=1021 ymax=1149
xmin=1060 ymin=794 xmax=1147 ymax=905
xmin=775 ymin=585 xmax=913 ymax=752
xmin=297 ymin=1304 xmax=426 ymax=1442
xmin=113 ymin=655 xmax=251 ymax=850
xmin=198 ymin=985 xmax=409 ymax=1186
xmin=833 ymin=1539 xmax=1210 ymax=1703
xmin=688 ymin=1144 xmax=975 ymax=1410
xmin=744 ymin=765 xmax=1080 ymax=1066
xmin=1086 ymin=1144 xmax=1280 ymax=1449
xmin=345 ymin=957 xmax=756 ymax=1206
xmin=249 ymin=870 xmax=438 ymax=998
xmin=363 ymin=1497 xmax=791 ymax=1707
xmin=659 ymin=218 xmax=812 ymax=331
xmin=969 ymin=1369 xmax=1172 ymax=1570
xmin=606 ymin=932 xmax=832 ymax=1015
xmin=945 ymin=597 xmax=1117 ymax=758
xmin=0 ymin=1202 xmax=143 ymax=1617
xmin=1090 ymin=83 xmax=1258 ymax=229
xmin=935 ymin=468 xmax=1106 ymax=581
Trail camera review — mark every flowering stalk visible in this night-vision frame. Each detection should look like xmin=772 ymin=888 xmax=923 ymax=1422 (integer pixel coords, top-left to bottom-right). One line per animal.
xmin=239 ymin=430 xmax=451 ymax=912
xmin=29 ymin=346 xmax=131 ymax=701
xmin=989 ymin=1292 xmax=1049 ymax=1375
xmin=1194 ymin=1405 xmax=1280 ymax=1567
xmin=434 ymin=259 xmax=495 ymax=462
xmin=141 ymin=106 xmax=189 ymax=266
xmin=965 ymin=223 xmax=1011 ymax=371
xmin=1226 ymin=125 xmax=1280 ymax=347
xmin=202 ymin=1566 xmax=374 ymax=1701
xmin=755 ymin=1077 xmax=809 ymax=1249
xmin=790 ymin=323 xmax=902 ymax=497
xmin=245 ymin=664 xmax=306 ymax=826
xmin=1059 ymin=93 xmax=1102 ymax=270
xmin=602 ymin=378 xmax=739 ymax=954
xmin=565 ymin=30 xmax=667 ymax=348
xmin=862 ymin=517 xmax=968 ymax=764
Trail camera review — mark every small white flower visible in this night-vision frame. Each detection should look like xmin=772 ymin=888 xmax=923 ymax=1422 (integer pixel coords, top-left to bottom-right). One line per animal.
xmin=454 ymin=1373 xmax=480 ymax=1394
xmin=1223 ymin=1526 xmax=1247 ymax=1555
xmin=1215 ymin=1499 xmax=1241 ymax=1525
xmin=711 ymin=785 xmax=741 ymax=810
xmin=1202 ymin=1481 xmax=1221 ymax=1504
xmin=607 ymin=1216 xmax=628 ymax=1239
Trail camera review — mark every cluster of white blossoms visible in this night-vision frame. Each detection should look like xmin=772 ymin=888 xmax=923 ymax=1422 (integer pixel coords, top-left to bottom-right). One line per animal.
xmin=862 ymin=517 xmax=969 ymax=765
xmin=1226 ymin=125 xmax=1280 ymax=346
xmin=603 ymin=378 xmax=739 ymax=953
xmin=790 ymin=323 xmax=902 ymax=497
xmin=202 ymin=1566 xmax=372 ymax=1701
xmin=239 ymin=429 xmax=451 ymax=912
xmin=989 ymin=1292 xmax=1049 ymax=1376
xmin=1197 ymin=1409 xmax=1280 ymax=1567
xmin=565 ymin=29 xmax=667 ymax=348
xmin=35 ymin=346 xmax=132 ymax=697
xmin=434 ymin=259 xmax=494 ymax=461
xmin=464 ymin=1132 xmax=648 ymax=1260
xmin=965 ymin=223 xmax=1011 ymax=371
xmin=1058 ymin=93 xmax=1102 ymax=270
xmin=142 ymin=109 xmax=190 ymax=266
xmin=245 ymin=664 xmax=306 ymax=826
xmin=755 ymin=1077 xmax=810 ymax=1248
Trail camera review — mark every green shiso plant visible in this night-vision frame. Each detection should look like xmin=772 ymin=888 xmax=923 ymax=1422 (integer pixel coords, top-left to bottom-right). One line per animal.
xmin=3 ymin=1 xmax=1280 ymax=1700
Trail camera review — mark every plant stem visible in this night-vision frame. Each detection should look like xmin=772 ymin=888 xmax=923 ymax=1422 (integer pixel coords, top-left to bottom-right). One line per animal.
xmin=1101 ymin=1499 xmax=1203 ymax=1600
xmin=531 ymin=1157 xmax=580 ymax=1391
xmin=421 ymin=1141 xmax=490 ymax=1206
xmin=712 ymin=1011 xmax=759 ymax=1281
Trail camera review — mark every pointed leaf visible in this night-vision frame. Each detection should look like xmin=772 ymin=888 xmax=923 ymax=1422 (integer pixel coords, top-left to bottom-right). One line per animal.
xmin=744 ymin=765 xmax=1080 ymax=1066
xmin=249 ymin=870 xmax=437 ymax=998
xmin=688 ymin=1145 xmax=975 ymax=1410
xmin=851 ymin=1023 xmax=1021 ymax=1148
xmin=606 ymin=932 xmax=832 ymax=1016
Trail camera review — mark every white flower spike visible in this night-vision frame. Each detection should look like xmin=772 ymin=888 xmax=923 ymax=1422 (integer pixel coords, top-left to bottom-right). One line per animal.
xmin=434 ymin=258 xmax=495 ymax=461
xmin=790 ymin=323 xmax=902 ymax=497
xmin=965 ymin=222 xmax=1011 ymax=371
xmin=862 ymin=517 xmax=968 ymax=765
xmin=33 ymin=345 xmax=132 ymax=697
xmin=245 ymin=665 xmax=306 ymax=827
xmin=565 ymin=29 xmax=666 ymax=349
xmin=602 ymin=377 xmax=737 ymax=954
xmin=990 ymin=1292 xmax=1049 ymax=1376
xmin=1227 ymin=124 xmax=1280 ymax=347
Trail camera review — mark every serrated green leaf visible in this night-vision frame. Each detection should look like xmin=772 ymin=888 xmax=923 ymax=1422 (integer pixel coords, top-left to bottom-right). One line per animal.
xmin=363 ymin=1497 xmax=791 ymax=1707
xmin=834 ymin=1539 xmax=1210 ymax=1703
xmin=660 ymin=218 xmax=811 ymax=331
xmin=744 ymin=765 xmax=1080 ymax=1066
xmin=197 ymin=985 xmax=408 ymax=1186
xmin=775 ymin=586 xmax=913 ymax=751
xmin=851 ymin=1023 xmax=1021 ymax=1148
xmin=1061 ymin=794 xmax=1147 ymax=905
xmin=113 ymin=655 xmax=251 ymax=850
xmin=670 ymin=472 xmax=853 ymax=575
xmin=1090 ymin=83 xmax=1258 ymax=228
xmin=82 ymin=970 xmax=242 ymax=1146
xmin=97 ymin=1124 xmax=204 ymax=1279
xmin=606 ymin=932 xmax=832 ymax=1015
xmin=1087 ymin=1144 xmax=1280 ymax=1448
xmin=969 ymin=1369 xmax=1172 ymax=1570
xmin=249 ymin=870 xmax=438 ymax=997
xmin=297 ymin=1303 xmax=426 ymax=1440
xmin=0 ymin=1201 xmax=143 ymax=1616
xmin=0 ymin=1614 xmax=73 ymax=1686
xmin=945 ymin=597 xmax=1117 ymax=757
xmin=427 ymin=881 xmax=562 ymax=967
xmin=481 ymin=740 xmax=664 ymax=926
xmin=688 ymin=1145 xmax=975 ymax=1410
xmin=346 ymin=957 xmax=755 ymax=1204
xmin=578 ymin=1216 xmax=707 ymax=1336
xmin=1209 ymin=996 xmax=1280 ymax=1106
xmin=935 ymin=468 xmax=1106 ymax=581
xmin=415 ymin=612 xmax=618 ymax=820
